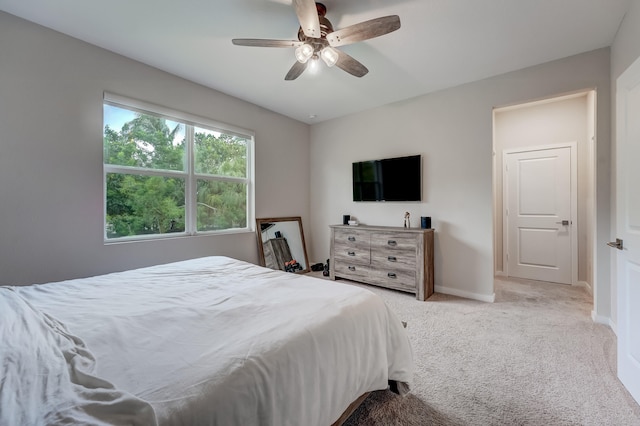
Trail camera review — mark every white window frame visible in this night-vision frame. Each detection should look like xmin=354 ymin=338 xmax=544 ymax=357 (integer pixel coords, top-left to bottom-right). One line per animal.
xmin=103 ymin=92 xmax=255 ymax=243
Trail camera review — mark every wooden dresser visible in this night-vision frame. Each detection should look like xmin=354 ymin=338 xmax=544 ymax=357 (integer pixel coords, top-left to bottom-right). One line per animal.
xmin=262 ymin=238 xmax=293 ymax=270
xmin=329 ymin=225 xmax=434 ymax=300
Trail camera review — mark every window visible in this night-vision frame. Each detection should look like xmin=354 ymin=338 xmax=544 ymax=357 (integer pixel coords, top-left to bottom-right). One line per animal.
xmin=103 ymin=93 xmax=254 ymax=241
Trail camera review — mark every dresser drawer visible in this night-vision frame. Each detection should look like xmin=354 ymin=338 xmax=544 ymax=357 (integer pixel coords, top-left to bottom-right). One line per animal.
xmin=334 ymin=229 xmax=370 ymax=247
xmin=334 ymin=229 xmax=370 ymax=264
xmin=369 ymin=268 xmax=416 ymax=292
xmin=334 ymin=262 xmax=371 ymax=282
xmin=370 ymin=253 xmax=416 ymax=272
xmin=371 ymin=233 xmax=416 ymax=270
xmin=371 ymin=233 xmax=417 ymax=251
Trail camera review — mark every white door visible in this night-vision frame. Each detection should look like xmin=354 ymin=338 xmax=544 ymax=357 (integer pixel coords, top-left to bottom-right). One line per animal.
xmin=615 ymin=55 xmax=640 ymax=405
xmin=504 ymin=145 xmax=576 ymax=284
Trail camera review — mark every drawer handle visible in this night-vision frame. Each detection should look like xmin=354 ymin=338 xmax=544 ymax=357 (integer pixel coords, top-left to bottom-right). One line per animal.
xmin=348 ymin=251 xmax=356 ymax=256
xmin=388 ymin=272 xmax=397 ymax=279
xmin=348 ymin=236 xmax=356 ymax=242
xmin=387 ymin=240 xmax=397 ymax=246
xmin=348 ymin=266 xmax=356 ymax=271
xmin=387 ymin=256 xmax=397 ymax=262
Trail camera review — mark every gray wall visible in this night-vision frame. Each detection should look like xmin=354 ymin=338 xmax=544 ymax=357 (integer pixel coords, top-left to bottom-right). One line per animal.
xmin=308 ymin=49 xmax=612 ymax=309
xmin=611 ymin=0 xmax=640 ymax=79
xmin=0 ymin=12 xmax=310 ymax=285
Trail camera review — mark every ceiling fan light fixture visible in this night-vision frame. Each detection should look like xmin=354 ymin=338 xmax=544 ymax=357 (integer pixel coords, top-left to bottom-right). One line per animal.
xmin=232 ymin=1 xmax=401 ymax=80
xmin=320 ymin=47 xmax=338 ymax=67
xmin=295 ymin=43 xmax=314 ymax=63
xmin=308 ymin=56 xmax=320 ymax=74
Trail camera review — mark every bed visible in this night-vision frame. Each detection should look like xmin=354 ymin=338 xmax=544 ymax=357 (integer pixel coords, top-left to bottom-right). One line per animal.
xmin=1 ymin=256 xmax=413 ymax=425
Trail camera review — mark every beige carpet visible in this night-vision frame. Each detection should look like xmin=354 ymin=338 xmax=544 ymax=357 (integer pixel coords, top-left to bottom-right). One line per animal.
xmin=322 ymin=275 xmax=640 ymax=425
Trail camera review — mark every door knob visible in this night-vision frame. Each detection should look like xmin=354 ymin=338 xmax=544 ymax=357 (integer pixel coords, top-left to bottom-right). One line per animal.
xmin=607 ymin=238 xmax=623 ymax=250
xmin=556 ymin=220 xmax=570 ymax=226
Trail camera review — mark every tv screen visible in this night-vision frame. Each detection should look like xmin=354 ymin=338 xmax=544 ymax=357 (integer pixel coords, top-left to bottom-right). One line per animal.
xmin=353 ymin=155 xmax=421 ymax=201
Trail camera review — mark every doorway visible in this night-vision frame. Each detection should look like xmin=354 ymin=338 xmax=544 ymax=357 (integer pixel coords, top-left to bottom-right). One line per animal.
xmin=504 ymin=144 xmax=577 ymax=284
xmin=493 ymin=91 xmax=596 ymax=292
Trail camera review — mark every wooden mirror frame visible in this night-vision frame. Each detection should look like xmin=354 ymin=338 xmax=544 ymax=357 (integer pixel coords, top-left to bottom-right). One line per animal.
xmin=256 ymin=217 xmax=310 ymax=274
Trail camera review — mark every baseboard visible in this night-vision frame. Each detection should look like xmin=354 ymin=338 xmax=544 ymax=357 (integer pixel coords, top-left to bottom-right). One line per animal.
xmin=494 ymin=270 xmax=507 ymax=277
xmin=591 ymin=310 xmax=616 ymax=334
xmin=575 ymin=280 xmax=593 ymax=295
xmin=435 ymin=285 xmax=495 ymax=303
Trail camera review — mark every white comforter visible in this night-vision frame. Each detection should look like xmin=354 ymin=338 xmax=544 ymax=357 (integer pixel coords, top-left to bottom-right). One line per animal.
xmin=2 ymin=256 xmax=413 ymax=425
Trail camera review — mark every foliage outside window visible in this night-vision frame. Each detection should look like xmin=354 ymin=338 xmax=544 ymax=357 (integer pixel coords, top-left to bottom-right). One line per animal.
xmin=103 ymin=94 xmax=254 ymax=241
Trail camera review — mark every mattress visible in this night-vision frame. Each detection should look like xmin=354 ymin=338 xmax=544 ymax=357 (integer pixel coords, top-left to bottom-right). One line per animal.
xmin=1 ymin=256 xmax=413 ymax=425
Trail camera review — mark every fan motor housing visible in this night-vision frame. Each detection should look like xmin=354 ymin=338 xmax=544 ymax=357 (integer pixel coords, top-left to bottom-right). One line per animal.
xmin=298 ymin=4 xmax=333 ymax=41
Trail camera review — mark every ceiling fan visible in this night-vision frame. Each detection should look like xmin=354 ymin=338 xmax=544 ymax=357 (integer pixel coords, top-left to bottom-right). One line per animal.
xmin=231 ymin=1 xmax=401 ymax=80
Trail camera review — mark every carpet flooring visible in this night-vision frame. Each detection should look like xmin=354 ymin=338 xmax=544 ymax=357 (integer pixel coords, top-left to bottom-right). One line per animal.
xmin=319 ymin=275 xmax=640 ymax=425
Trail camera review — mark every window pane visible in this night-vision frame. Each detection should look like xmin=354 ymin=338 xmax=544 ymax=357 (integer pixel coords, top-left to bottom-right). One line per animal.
xmin=106 ymin=173 xmax=185 ymax=239
xmin=104 ymin=104 xmax=186 ymax=171
xmin=194 ymin=127 xmax=247 ymax=177
xmin=197 ymin=179 xmax=247 ymax=231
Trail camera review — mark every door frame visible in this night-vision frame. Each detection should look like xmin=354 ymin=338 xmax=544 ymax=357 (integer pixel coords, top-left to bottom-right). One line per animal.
xmin=502 ymin=142 xmax=578 ymax=284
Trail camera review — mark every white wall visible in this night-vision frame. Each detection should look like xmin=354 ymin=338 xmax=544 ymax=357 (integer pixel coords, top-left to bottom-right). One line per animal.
xmin=609 ymin=0 xmax=640 ymax=328
xmin=493 ymin=93 xmax=592 ymax=286
xmin=0 ymin=12 xmax=310 ymax=285
xmin=309 ymin=49 xmax=611 ymax=305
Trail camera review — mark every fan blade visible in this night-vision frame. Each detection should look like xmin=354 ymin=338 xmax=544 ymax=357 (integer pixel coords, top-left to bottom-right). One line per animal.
xmin=327 ymin=15 xmax=401 ymax=47
xmin=232 ymin=39 xmax=303 ymax=48
xmin=334 ymin=50 xmax=369 ymax=78
xmin=293 ymin=0 xmax=321 ymax=38
xmin=285 ymin=61 xmax=308 ymax=80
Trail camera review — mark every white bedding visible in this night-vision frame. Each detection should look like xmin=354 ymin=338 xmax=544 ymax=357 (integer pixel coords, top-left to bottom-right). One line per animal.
xmin=2 ymin=256 xmax=413 ymax=425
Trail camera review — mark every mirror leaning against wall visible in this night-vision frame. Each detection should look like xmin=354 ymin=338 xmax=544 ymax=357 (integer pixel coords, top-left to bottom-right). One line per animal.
xmin=256 ymin=217 xmax=310 ymax=274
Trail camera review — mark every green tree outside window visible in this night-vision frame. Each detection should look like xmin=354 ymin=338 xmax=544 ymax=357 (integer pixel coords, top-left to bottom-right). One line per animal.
xmin=104 ymin=102 xmax=251 ymax=240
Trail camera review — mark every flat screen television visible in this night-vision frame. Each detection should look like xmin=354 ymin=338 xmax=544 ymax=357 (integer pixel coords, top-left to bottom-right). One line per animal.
xmin=353 ymin=155 xmax=422 ymax=202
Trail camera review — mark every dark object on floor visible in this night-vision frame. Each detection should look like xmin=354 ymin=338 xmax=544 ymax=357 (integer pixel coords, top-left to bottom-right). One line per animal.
xmin=284 ymin=259 xmax=302 ymax=273
xmin=311 ymin=262 xmax=324 ymax=271
xmin=323 ymin=259 xmax=330 ymax=276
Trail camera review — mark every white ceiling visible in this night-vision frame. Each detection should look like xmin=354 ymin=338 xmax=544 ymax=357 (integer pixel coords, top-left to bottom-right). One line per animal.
xmin=0 ymin=0 xmax=631 ymax=124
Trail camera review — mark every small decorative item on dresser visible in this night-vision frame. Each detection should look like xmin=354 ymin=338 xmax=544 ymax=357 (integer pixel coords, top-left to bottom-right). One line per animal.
xmin=403 ymin=212 xmax=410 ymax=228
xmin=343 ymin=215 xmax=351 ymax=225
xmin=421 ymin=216 xmax=431 ymax=229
